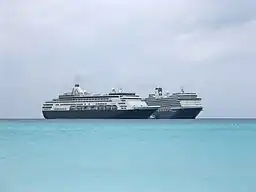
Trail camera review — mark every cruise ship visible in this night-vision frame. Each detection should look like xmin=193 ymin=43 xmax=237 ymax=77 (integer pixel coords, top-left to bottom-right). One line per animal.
xmin=143 ymin=87 xmax=203 ymax=119
xmin=42 ymin=84 xmax=160 ymax=119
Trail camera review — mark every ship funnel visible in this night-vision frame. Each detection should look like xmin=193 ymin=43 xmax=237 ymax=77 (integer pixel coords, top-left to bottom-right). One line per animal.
xmin=158 ymin=87 xmax=163 ymax=96
xmin=72 ymin=84 xmax=84 ymax=95
xmin=154 ymin=87 xmax=163 ymax=97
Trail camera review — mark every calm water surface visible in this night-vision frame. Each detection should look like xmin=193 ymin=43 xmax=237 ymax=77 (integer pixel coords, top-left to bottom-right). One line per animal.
xmin=0 ymin=119 xmax=256 ymax=192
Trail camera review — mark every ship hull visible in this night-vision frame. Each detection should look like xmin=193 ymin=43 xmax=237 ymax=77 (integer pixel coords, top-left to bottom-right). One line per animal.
xmin=152 ymin=107 xmax=203 ymax=119
xmin=42 ymin=109 xmax=157 ymax=119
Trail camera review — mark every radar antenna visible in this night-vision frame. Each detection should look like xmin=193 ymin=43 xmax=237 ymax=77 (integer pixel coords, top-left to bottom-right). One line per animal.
xmin=180 ymin=86 xmax=184 ymax=93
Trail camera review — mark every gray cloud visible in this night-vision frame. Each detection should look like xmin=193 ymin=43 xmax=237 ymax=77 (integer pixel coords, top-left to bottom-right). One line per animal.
xmin=0 ymin=0 xmax=256 ymax=118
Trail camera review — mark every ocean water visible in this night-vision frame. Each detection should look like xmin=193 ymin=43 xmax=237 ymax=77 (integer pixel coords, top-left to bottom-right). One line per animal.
xmin=0 ymin=119 xmax=256 ymax=192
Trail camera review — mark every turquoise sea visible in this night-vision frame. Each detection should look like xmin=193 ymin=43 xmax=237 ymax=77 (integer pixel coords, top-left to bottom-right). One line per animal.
xmin=0 ymin=119 xmax=256 ymax=192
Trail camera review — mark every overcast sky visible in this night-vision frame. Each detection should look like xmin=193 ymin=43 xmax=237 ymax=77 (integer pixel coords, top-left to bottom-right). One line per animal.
xmin=0 ymin=0 xmax=256 ymax=118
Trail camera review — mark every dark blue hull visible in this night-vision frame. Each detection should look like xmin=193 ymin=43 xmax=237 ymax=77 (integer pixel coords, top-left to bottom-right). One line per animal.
xmin=152 ymin=107 xmax=203 ymax=119
xmin=42 ymin=109 xmax=156 ymax=119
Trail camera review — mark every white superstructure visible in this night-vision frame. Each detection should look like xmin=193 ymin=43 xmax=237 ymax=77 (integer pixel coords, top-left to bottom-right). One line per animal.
xmin=145 ymin=87 xmax=203 ymax=110
xmin=42 ymin=84 xmax=157 ymax=112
